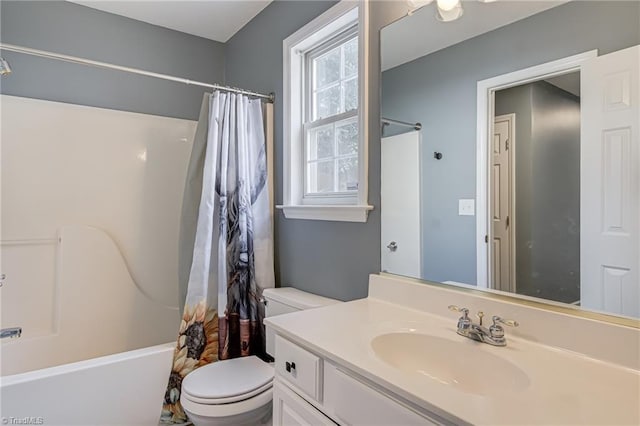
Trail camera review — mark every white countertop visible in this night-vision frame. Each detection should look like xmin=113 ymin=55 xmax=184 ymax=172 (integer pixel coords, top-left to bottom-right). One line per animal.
xmin=265 ymin=298 xmax=640 ymax=425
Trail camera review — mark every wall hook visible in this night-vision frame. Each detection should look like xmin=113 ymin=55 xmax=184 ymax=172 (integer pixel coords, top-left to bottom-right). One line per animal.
xmin=434 ymin=152 xmax=443 ymax=160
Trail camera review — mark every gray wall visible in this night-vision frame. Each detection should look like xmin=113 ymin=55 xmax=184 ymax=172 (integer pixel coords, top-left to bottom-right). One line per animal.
xmin=0 ymin=0 xmax=410 ymax=302
xmin=494 ymin=84 xmax=534 ymax=296
xmin=496 ymin=81 xmax=581 ymax=303
xmin=0 ymin=1 xmax=225 ymax=120
xmin=225 ymin=1 xmax=407 ymax=301
xmin=381 ymin=1 xmax=640 ymax=285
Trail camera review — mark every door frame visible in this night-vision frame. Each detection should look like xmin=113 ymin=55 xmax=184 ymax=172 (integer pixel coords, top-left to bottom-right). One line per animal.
xmin=492 ymin=113 xmax=516 ymax=293
xmin=475 ymin=50 xmax=597 ymax=289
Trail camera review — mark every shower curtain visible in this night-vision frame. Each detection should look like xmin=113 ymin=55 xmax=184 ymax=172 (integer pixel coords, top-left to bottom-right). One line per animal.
xmin=161 ymin=91 xmax=274 ymax=424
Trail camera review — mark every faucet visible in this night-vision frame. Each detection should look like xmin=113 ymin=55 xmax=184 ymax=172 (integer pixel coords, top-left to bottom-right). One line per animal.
xmin=448 ymin=305 xmax=518 ymax=347
xmin=1 ymin=327 xmax=22 ymax=339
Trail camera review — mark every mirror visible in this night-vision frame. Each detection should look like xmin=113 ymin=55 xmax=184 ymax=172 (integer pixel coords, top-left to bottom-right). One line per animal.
xmin=380 ymin=1 xmax=639 ymax=319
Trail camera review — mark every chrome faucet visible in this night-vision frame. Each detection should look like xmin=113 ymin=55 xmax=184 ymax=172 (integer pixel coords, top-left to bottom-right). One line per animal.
xmin=1 ymin=327 xmax=22 ymax=339
xmin=448 ymin=305 xmax=518 ymax=347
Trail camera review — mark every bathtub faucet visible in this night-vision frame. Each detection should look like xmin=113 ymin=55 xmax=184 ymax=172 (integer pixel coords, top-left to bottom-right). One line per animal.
xmin=1 ymin=327 xmax=22 ymax=339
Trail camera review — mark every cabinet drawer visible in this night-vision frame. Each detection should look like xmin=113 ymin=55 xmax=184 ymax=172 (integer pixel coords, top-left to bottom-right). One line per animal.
xmin=275 ymin=335 xmax=321 ymax=401
xmin=324 ymin=363 xmax=445 ymax=425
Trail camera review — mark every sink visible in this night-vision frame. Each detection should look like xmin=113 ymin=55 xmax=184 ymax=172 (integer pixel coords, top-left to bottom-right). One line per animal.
xmin=371 ymin=332 xmax=530 ymax=396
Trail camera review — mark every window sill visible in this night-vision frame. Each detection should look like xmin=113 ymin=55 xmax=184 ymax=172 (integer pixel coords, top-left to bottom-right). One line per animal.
xmin=276 ymin=204 xmax=373 ymax=222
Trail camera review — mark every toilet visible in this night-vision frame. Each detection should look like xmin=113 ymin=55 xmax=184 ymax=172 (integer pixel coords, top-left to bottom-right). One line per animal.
xmin=180 ymin=287 xmax=339 ymax=426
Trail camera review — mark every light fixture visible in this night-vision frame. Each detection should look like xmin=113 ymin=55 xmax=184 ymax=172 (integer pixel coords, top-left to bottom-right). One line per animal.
xmin=0 ymin=57 xmax=11 ymax=76
xmin=408 ymin=0 xmax=498 ymax=22
xmin=407 ymin=0 xmax=434 ymax=10
xmin=406 ymin=0 xmax=434 ymax=15
xmin=436 ymin=0 xmax=464 ymax=22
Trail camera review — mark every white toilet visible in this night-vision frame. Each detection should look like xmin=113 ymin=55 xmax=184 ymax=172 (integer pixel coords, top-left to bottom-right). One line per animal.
xmin=180 ymin=287 xmax=339 ymax=426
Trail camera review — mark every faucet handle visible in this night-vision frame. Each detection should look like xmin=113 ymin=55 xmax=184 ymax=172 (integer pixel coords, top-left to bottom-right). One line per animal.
xmin=448 ymin=305 xmax=472 ymax=331
xmin=489 ymin=316 xmax=518 ymax=340
xmin=492 ymin=316 xmax=519 ymax=327
xmin=448 ymin=305 xmax=469 ymax=318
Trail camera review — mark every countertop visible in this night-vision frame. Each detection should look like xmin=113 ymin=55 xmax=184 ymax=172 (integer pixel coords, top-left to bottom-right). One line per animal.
xmin=265 ymin=298 xmax=640 ymax=425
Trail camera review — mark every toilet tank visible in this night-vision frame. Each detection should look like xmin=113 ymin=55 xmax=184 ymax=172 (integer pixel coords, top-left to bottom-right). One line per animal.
xmin=263 ymin=287 xmax=340 ymax=357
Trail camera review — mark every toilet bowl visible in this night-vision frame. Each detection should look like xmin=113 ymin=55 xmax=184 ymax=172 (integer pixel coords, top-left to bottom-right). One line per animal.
xmin=180 ymin=287 xmax=339 ymax=426
xmin=181 ymin=356 xmax=274 ymax=426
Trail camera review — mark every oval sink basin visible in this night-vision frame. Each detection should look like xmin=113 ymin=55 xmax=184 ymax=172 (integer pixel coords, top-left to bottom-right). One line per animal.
xmin=371 ymin=332 xmax=530 ymax=396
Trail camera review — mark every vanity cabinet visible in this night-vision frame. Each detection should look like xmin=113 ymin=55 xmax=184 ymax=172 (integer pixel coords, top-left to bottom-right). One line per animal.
xmin=272 ymin=335 xmax=450 ymax=426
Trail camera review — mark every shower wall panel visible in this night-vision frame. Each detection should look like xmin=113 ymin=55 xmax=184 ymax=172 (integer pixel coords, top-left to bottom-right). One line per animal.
xmin=1 ymin=95 xmax=195 ymax=368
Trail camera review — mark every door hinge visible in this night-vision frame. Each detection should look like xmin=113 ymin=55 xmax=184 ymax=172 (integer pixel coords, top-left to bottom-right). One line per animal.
xmin=484 ymin=235 xmax=488 ymax=243
xmin=506 ymin=216 xmax=510 ymax=227
xmin=505 ymin=139 xmax=509 ymax=150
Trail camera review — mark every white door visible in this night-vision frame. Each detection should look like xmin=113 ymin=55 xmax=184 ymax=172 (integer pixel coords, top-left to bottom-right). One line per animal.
xmin=491 ymin=114 xmax=515 ymax=292
xmin=581 ymin=45 xmax=639 ymax=317
xmin=381 ymin=131 xmax=421 ymax=278
xmin=273 ymin=382 xmax=334 ymax=426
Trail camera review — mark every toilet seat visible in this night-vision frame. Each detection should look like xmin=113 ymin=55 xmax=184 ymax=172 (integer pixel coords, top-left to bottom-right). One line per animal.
xmin=181 ymin=356 xmax=274 ymax=405
xmin=181 ymin=386 xmax=273 ymax=420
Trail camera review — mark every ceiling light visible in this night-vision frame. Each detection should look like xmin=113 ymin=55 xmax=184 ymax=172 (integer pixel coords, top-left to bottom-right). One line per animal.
xmin=436 ymin=0 xmax=463 ymax=22
xmin=436 ymin=0 xmax=460 ymax=12
xmin=407 ymin=0 xmax=434 ymax=10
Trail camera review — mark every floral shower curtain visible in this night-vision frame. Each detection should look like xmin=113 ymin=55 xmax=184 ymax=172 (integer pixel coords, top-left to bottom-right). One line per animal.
xmin=161 ymin=91 xmax=274 ymax=424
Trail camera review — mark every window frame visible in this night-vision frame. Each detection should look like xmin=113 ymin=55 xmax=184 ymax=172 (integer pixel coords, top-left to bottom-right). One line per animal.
xmin=280 ymin=0 xmax=372 ymax=222
xmin=303 ymin=27 xmax=359 ymax=203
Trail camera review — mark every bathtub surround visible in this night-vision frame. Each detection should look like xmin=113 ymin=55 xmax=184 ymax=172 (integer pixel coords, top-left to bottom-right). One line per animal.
xmin=0 ymin=96 xmax=194 ymax=375
xmin=163 ymin=91 xmax=275 ymax=423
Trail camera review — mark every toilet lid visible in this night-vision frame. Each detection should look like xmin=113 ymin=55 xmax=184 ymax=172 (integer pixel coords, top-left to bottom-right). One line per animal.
xmin=181 ymin=356 xmax=274 ymax=404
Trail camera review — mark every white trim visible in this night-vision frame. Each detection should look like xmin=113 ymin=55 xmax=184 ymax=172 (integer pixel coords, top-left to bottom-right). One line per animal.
xmin=282 ymin=0 xmax=370 ymax=222
xmin=476 ymin=50 xmax=597 ymax=288
xmin=276 ymin=204 xmax=373 ymax=222
xmin=494 ymin=113 xmax=517 ymax=293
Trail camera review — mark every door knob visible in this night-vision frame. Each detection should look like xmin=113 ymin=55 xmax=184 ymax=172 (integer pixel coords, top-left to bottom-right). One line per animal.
xmin=387 ymin=241 xmax=398 ymax=251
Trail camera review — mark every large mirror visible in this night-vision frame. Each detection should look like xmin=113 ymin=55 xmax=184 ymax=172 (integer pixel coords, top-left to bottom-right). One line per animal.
xmin=380 ymin=1 xmax=639 ymax=319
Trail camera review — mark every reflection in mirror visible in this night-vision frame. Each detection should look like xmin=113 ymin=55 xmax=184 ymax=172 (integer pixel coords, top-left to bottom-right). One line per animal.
xmin=380 ymin=1 xmax=639 ymax=319
xmin=491 ymin=72 xmax=581 ymax=303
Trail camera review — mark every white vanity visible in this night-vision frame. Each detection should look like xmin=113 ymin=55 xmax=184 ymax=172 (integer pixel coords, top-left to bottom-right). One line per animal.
xmin=265 ymin=274 xmax=640 ymax=425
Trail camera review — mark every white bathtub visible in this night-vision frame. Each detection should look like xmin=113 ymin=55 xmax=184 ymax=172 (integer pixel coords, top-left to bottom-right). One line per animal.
xmin=0 ymin=343 xmax=174 ymax=426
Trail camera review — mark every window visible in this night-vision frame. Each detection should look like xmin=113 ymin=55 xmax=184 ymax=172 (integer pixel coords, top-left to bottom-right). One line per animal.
xmin=281 ymin=1 xmax=372 ymax=222
xmin=305 ymin=29 xmax=358 ymax=199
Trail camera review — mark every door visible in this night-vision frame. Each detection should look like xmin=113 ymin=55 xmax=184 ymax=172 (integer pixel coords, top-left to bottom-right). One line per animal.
xmin=272 ymin=381 xmax=335 ymax=426
xmin=581 ymin=45 xmax=639 ymax=317
xmin=381 ymin=131 xmax=421 ymax=278
xmin=491 ymin=114 xmax=515 ymax=292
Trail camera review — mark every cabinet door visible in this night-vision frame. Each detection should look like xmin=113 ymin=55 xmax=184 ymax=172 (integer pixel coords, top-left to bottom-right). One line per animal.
xmin=324 ymin=363 xmax=448 ymax=426
xmin=273 ymin=381 xmax=336 ymax=426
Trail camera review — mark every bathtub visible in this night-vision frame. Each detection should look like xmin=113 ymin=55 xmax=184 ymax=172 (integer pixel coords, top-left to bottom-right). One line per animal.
xmin=0 ymin=342 xmax=174 ymax=426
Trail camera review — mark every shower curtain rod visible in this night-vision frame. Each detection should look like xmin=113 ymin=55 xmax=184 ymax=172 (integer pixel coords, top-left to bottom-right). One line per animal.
xmin=381 ymin=117 xmax=422 ymax=131
xmin=0 ymin=43 xmax=275 ymax=103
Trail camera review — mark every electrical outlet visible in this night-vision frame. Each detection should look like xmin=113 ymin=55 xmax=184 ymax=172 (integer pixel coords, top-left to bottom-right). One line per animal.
xmin=459 ymin=199 xmax=475 ymax=216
